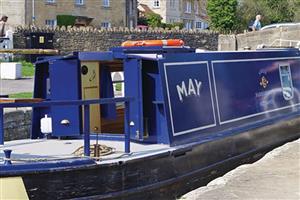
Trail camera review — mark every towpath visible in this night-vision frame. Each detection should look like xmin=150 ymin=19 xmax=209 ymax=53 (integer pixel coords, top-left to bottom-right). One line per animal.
xmin=181 ymin=139 xmax=300 ymax=200
xmin=0 ymin=78 xmax=34 ymax=95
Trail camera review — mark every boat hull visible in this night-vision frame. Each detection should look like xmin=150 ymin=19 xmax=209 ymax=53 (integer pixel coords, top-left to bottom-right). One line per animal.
xmin=6 ymin=116 xmax=300 ymax=200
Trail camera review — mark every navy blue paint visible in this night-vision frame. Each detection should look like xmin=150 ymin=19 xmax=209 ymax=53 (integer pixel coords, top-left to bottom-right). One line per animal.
xmin=124 ymin=59 xmax=144 ymax=141
xmin=213 ymin=59 xmax=300 ymax=123
xmin=163 ymin=62 xmax=215 ymax=135
xmin=0 ymin=107 xmax=3 ymax=144
xmin=84 ymin=105 xmax=90 ymax=156
xmin=50 ymin=59 xmax=81 ymax=137
xmin=0 ymin=158 xmax=96 ymax=175
xmin=125 ymin=101 xmax=131 ymax=153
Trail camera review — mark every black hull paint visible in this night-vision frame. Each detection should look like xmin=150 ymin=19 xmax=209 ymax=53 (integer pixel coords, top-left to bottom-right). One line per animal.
xmin=14 ymin=117 xmax=300 ymax=199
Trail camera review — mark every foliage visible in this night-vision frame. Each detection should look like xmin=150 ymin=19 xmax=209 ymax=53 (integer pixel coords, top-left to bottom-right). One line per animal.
xmin=21 ymin=61 xmax=34 ymax=77
xmin=161 ymin=22 xmax=184 ymax=29
xmin=145 ymin=13 xmax=162 ymax=28
xmin=138 ymin=13 xmax=184 ymax=29
xmin=9 ymin=92 xmax=33 ymax=98
xmin=137 ymin=16 xmax=148 ymax=26
xmin=57 ymin=15 xmax=76 ymax=26
xmin=207 ymin=0 xmax=238 ymax=33
xmin=236 ymin=0 xmax=300 ymax=32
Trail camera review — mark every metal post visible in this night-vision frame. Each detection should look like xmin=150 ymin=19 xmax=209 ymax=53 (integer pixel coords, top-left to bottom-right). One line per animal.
xmin=0 ymin=107 xmax=3 ymax=145
xmin=83 ymin=105 xmax=90 ymax=156
xmin=125 ymin=101 xmax=130 ymax=153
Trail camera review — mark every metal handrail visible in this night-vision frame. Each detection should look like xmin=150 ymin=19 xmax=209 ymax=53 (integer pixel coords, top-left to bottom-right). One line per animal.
xmin=0 ymin=97 xmax=134 ymax=156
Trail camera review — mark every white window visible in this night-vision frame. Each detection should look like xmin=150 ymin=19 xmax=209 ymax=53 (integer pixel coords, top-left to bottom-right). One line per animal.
xmin=195 ymin=21 xmax=202 ymax=29
xmin=185 ymin=0 xmax=192 ymax=13
xmin=185 ymin=20 xmax=193 ymax=30
xmin=169 ymin=18 xmax=176 ymax=24
xmin=45 ymin=19 xmax=57 ymax=27
xmin=170 ymin=0 xmax=175 ymax=8
xmin=103 ymin=0 xmax=110 ymax=7
xmin=75 ymin=0 xmax=84 ymax=5
xmin=194 ymin=1 xmax=199 ymax=14
xmin=46 ymin=0 xmax=56 ymax=3
xmin=101 ymin=22 xmax=111 ymax=28
xmin=153 ymin=0 xmax=160 ymax=8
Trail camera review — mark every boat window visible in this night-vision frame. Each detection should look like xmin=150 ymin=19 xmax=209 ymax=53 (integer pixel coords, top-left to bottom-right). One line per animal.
xmin=279 ymin=64 xmax=294 ymax=100
xmin=111 ymin=71 xmax=124 ymax=97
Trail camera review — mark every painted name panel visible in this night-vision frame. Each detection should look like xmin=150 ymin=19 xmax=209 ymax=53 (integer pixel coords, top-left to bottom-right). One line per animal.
xmin=163 ymin=62 xmax=216 ymax=136
xmin=212 ymin=58 xmax=300 ymax=124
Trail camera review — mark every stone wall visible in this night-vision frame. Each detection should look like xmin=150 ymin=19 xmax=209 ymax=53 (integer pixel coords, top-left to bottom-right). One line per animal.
xmin=13 ymin=26 xmax=219 ymax=53
xmin=4 ymin=109 xmax=32 ymax=141
xmin=219 ymin=26 xmax=300 ymax=51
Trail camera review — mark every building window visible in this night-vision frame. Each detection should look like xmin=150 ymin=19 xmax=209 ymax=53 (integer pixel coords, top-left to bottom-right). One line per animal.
xmin=194 ymin=1 xmax=199 ymax=14
xmin=46 ymin=0 xmax=56 ymax=3
xmin=279 ymin=64 xmax=294 ymax=100
xmin=75 ymin=0 xmax=84 ymax=5
xmin=195 ymin=21 xmax=202 ymax=29
xmin=153 ymin=0 xmax=160 ymax=8
xmin=185 ymin=0 xmax=192 ymax=13
xmin=102 ymin=0 xmax=110 ymax=7
xmin=45 ymin=19 xmax=57 ymax=27
xmin=101 ymin=22 xmax=111 ymax=28
xmin=184 ymin=20 xmax=193 ymax=30
xmin=169 ymin=18 xmax=176 ymax=24
xmin=170 ymin=0 xmax=175 ymax=8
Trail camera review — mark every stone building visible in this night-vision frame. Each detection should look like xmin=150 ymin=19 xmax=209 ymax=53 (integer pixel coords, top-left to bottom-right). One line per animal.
xmin=138 ymin=0 xmax=208 ymax=30
xmin=0 ymin=0 xmax=138 ymax=28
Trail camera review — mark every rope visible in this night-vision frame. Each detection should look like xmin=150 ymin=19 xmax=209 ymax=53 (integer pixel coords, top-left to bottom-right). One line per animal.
xmin=72 ymin=144 xmax=115 ymax=157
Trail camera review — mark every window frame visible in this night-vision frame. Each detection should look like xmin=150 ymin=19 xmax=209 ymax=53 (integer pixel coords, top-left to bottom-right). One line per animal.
xmin=102 ymin=0 xmax=110 ymax=7
xmin=185 ymin=0 xmax=192 ymax=13
xmin=46 ymin=0 xmax=56 ymax=3
xmin=75 ymin=0 xmax=84 ymax=5
xmin=45 ymin=19 xmax=57 ymax=27
xmin=153 ymin=0 xmax=160 ymax=8
xmin=101 ymin=21 xmax=111 ymax=28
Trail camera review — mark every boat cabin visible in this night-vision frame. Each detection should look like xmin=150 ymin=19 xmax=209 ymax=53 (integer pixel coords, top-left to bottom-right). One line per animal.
xmin=30 ymin=45 xmax=300 ymax=147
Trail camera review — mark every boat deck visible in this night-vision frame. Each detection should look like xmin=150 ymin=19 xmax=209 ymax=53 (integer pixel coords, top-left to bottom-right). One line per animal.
xmin=0 ymin=138 xmax=171 ymax=164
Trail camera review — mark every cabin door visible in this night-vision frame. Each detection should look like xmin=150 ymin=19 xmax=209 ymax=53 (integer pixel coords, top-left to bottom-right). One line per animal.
xmin=81 ymin=62 xmax=101 ymax=133
xmin=124 ymin=59 xmax=144 ymax=140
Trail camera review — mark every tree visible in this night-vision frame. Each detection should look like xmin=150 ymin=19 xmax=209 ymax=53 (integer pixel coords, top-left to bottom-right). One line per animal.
xmin=207 ymin=0 xmax=238 ymax=33
xmin=236 ymin=0 xmax=300 ymax=32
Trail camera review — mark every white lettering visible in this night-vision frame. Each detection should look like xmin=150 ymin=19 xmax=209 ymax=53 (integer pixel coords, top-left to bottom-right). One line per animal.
xmin=194 ymin=79 xmax=202 ymax=95
xmin=188 ymin=78 xmax=196 ymax=96
xmin=176 ymin=79 xmax=203 ymax=102
xmin=176 ymin=81 xmax=187 ymax=102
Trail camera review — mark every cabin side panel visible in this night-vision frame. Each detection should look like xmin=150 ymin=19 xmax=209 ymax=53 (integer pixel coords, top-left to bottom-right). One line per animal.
xmin=212 ymin=58 xmax=300 ymax=125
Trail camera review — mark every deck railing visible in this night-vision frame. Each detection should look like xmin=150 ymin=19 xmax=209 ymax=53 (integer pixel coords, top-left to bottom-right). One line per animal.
xmin=0 ymin=97 xmax=133 ymax=156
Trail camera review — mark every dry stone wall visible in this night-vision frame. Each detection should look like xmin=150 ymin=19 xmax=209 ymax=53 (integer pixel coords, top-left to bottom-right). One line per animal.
xmin=4 ymin=109 xmax=32 ymax=141
xmin=13 ymin=26 xmax=219 ymax=53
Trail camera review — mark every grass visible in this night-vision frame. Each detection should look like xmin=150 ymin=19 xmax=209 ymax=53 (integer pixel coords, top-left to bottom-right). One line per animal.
xmin=21 ymin=61 xmax=35 ymax=77
xmin=9 ymin=92 xmax=33 ymax=98
xmin=115 ymin=83 xmax=122 ymax=91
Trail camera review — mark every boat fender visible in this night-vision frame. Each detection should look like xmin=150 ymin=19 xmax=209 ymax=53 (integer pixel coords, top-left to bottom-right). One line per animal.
xmin=40 ymin=114 xmax=52 ymax=134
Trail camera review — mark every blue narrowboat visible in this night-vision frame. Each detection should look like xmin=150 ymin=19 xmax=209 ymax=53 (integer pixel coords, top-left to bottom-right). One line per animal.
xmin=0 ymin=42 xmax=300 ymax=199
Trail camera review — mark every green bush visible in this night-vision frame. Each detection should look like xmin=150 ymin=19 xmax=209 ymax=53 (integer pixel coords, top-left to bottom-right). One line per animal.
xmin=57 ymin=15 xmax=76 ymax=26
xmin=146 ymin=13 xmax=162 ymax=28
